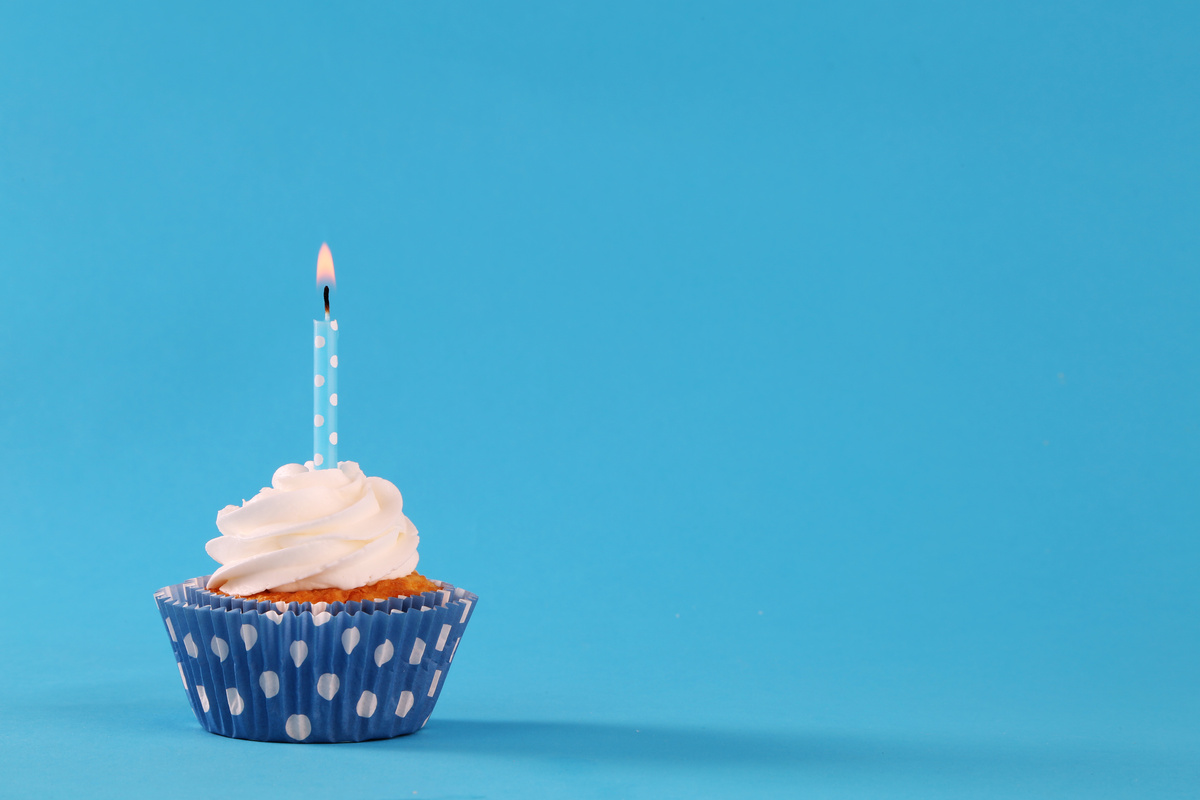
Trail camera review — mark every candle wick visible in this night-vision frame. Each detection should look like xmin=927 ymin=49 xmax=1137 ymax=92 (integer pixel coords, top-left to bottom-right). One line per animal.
xmin=324 ymin=285 xmax=330 ymax=318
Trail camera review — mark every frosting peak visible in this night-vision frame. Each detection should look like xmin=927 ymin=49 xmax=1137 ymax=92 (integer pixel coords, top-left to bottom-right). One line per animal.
xmin=206 ymin=462 xmax=419 ymax=596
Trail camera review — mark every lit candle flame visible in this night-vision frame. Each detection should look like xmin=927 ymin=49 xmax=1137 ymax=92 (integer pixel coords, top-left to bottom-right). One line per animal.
xmin=316 ymin=243 xmax=336 ymax=289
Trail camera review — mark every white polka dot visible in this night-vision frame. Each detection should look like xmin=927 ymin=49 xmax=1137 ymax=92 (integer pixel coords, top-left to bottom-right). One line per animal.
xmin=210 ymin=636 xmax=229 ymax=662
xmin=314 ymin=374 xmax=325 ymax=387
xmin=313 ymin=610 xmax=332 ymax=626
xmin=329 ymin=432 xmax=338 ymax=445
xmin=395 ymin=691 xmax=414 ymax=717
xmin=342 ymin=628 xmax=360 ymax=654
xmin=428 ymin=669 xmax=442 ymax=697
xmin=285 ymin=714 xmax=311 ymax=741
xmin=275 ymin=602 xmax=288 ymax=612
xmin=422 ymin=716 xmax=429 ymax=728
xmin=165 ymin=617 xmax=176 ymax=642
xmin=329 ymin=393 xmax=338 ymax=406
xmin=178 ymin=662 xmax=187 ymax=689
xmin=356 ymin=691 xmax=378 ymax=717
xmin=330 ymin=320 xmax=338 ymax=331
xmin=183 ymin=633 xmax=198 ymax=658
xmin=409 ymin=638 xmax=426 ymax=664
xmin=314 ymin=414 xmax=324 ymax=427
xmin=314 ymin=335 xmax=326 ymax=348
xmin=264 ymin=610 xmax=283 ymax=624
xmin=317 ymin=673 xmax=340 ymax=700
xmin=375 ymin=640 xmax=394 ymax=666
xmin=226 ymin=688 xmax=244 ymax=715
xmin=330 ymin=355 xmax=338 ymax=368
xmin=260 ymin=671 xmax=280 ymax=698
xmin=460 ymin=599 xmax=473 ymax=623
xmin=449 ymin=637 xmax=460 ymax=663
xmin=196 ymin=685 xmax=210 ymax=713
xmin=290 ymin=640 xmax=308 ymax=667
xmin=313 ymin=453 xmax=324 ymax=466
xmin=435 ymin=624 xmax=452 ymax=651
xmin=240 ymin=624 xmax=258 ymax=650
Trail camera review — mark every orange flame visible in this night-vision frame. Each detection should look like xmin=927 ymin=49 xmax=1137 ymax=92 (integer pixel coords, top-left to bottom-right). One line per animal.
xmin=316 ymin=243 xmax=336 ymax=289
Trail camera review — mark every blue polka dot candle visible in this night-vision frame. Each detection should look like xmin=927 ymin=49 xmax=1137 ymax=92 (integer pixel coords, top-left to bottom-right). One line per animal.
xmin=313 ymin=243 xmax=338 ymax=469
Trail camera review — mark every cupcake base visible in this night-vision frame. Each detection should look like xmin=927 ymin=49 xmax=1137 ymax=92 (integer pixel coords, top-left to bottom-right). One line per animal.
xmin=154 ymin=576 xmax=477 ymax=743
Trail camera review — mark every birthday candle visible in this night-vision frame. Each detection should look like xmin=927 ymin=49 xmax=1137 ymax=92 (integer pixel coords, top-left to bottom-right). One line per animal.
xmin=314 ymin=243 xmax=338 ymax=468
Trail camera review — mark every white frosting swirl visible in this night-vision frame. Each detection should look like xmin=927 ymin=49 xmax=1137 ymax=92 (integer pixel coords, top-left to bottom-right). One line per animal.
xmin=205 ymin=461 xmax=419 ymax=596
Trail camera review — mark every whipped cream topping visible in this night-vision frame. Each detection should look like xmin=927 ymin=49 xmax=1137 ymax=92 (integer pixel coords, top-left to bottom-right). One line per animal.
xmin=206 ymin=462 xmax=420 ymax=596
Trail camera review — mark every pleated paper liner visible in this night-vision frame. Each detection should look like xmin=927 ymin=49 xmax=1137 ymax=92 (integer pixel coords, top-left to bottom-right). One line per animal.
xmin=154 ymin=576 xmax=477 ymax=743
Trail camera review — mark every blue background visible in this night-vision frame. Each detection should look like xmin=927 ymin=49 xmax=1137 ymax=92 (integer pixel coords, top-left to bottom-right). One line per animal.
xmin=1 ymin=2 xmax=1197 ymax=797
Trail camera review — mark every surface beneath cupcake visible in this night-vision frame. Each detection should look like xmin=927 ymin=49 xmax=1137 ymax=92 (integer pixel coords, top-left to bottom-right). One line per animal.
xmin=211 ymin=570 xmax=441 ymax=604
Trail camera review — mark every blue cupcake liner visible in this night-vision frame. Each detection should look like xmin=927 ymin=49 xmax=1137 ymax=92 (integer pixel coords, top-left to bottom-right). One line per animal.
xmin=154 ymin=576 xmax=477 ymax=743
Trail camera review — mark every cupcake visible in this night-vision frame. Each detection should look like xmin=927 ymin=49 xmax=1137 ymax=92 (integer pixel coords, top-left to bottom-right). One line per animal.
xmin=154 ymin=460 xmax=477 ymax=743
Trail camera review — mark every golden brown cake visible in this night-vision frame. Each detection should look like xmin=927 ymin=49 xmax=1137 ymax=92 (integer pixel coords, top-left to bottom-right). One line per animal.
xmin=211 ymin=570 xmax=440 ymax=604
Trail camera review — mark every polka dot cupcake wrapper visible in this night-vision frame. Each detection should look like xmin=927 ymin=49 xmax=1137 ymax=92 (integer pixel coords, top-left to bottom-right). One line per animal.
xmin=154 ymin=576 xmax=477 ymax=743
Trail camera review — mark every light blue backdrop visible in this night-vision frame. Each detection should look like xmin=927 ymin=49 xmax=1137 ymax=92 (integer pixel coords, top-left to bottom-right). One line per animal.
xmin=1 ymin=2 xmax=1196 ymax=798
